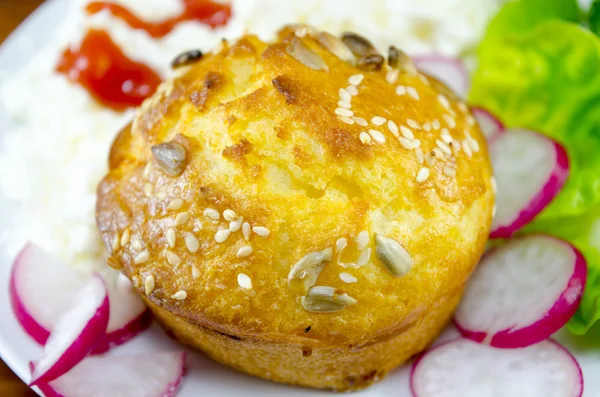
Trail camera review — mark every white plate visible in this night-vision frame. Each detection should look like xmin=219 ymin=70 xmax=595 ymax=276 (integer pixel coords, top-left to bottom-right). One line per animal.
xmin=1 ymin=1 xmax=600 ymax=396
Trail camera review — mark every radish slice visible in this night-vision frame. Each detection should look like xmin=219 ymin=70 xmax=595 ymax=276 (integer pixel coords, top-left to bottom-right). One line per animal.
xmin=36 ymin=352 xmax=186 ymax=397
xmin=455 ymin=235 xmax=586 ymax=348
xmin=10 ymin=244 xmax=150 ymax=351
xmin=413 ymin=55 xmax=469 ymax=97
xmin=30 ymin=275 xmax=110 ymax=385
xmin=91 ymin=273 xmax=152 ymax=354
xmin=410 ymin=338 xmax=583 ymax=397
xmin=471 ymin=107 xmax=504 ymax=141
xmin=10 ymin=244 xmax=86 ymax=345
xmin=490 ymin=129 xmax=569 ymax=238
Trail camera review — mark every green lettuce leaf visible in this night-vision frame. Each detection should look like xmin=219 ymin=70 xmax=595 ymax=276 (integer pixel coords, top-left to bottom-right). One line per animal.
xmin=470 ymin=0 xmax=600 ymax=333
xmin=590 ymin=0 xmax=600 ymax=35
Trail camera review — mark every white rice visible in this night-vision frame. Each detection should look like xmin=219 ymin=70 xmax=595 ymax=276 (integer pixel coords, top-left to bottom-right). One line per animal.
xmin=0 ymin=0 xmax=500 ymax=271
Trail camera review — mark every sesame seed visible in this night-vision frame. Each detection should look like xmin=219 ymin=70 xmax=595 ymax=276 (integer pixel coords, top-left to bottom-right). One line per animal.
xmin=131 ymin=236 xmax=142 ymax=252
xmin=236 ymin=245 xmax=253 ymax=258
xmin=396 ymin=85 xmax=406 ymax=95
xmin=336 ymin=237 xmax=348 ymax=252
xmin=144 ymin=275 xmax=155 ymax=295
xmin=203 ymin=208 xmax=220 ymax=220
xmin=443 ymin=166 xmax=456 ymax=177
xmin=353 ymin=116 xmax=368 ymax=126
xmin=491 ymin=177 xmax=497 ymax=194
xmin=112 ymin=233 xmax=119 ymax=252
xmin=192 ymin=265 xmax=200 ymax=279
xmin=166 ymin=250 xmax=181 ymax=266
xmin=156 ymin=190 xmax=168 ymax=200
xmin=242 ymin=222 xmax=251 ymax=241
xmin=415 ymin=147 xmax=424 ymax=164
xmin=346 ymin=85 xmax=358 ymax=96
xmin=432 ymin=119 xmax=441 ymax=130
xmin=335 ymin=107 xmax=353 ymax=117
xmin=443 ymin=114 xmax=456 ymax=128
xmin=339 ymin=116 xmax=355 ymax=125
xmin=432 ymin=147 xmax=445 ymax=160
xmin=436 ymin=140 xmax=452 ymax=155
xmin=215 ymin=229 xmax=231 ymax=243
xmin=492 ymin=204 xmax=497 ymax=218
xmin=407 ymin=87 xmax=420 ymax=100
xmin=399 ymin=137 xmax=414 ymax=150
xmin=357 ymin=230 xmax=369 ymax=250
xmin=223 ymin=209 xmax=238 ymax=222
xmin=143 ymin=162 xmax=153 ymax=179
xmin=339 ymin=272 xmax=358 ymax=283
xmin=174 ymin=212 xmax=190 ymax=226
xmin=185 ymin=234 xmax=200 ymax=253
xmin=441 ymin=128 xmax=453 ymax=144
xmin=134 ymin=250 xmax=149 ymax=264
xmin=416 ymin=167 xmax=430 ymax=183
xmin=237 ymin=273 xmax=253 ymax=290
xmin=167 ymin=198 xmax=184 ymax=211
xmin=371 ymin=116 xmax=386 ymax=126
xmin=423 ymin=123 xmax=431 ymax=132
xmin=229 ymin=219 xmax=243 ymax=232
xmin=437 ymin=94 xmax=450 ymax=109
xmin=295 ymin=27 xmax=308 ymax=37
xmin=412 ymin=139 xmax=421 ymax=148
xmin=425 ymin=151 xmax=437 ymax=167
xmin=407 ymin=119 xmax=421 ymax=130
xmin=166 ymin=228 xmax=176 ymax=248
xmin=463 ymin=140 xmax=473 ymax=158
xmin=452 ymin=140 xmax=462 ymax=154
xmin=171 ymin=290 xmax=187 ymax=300
xmin=143 ymin=183 xmax=153 ymax=197
xmin=339 ymin=88 xmax=352 ymax=102
xmin=467 ymin=134 xmax=480 ymax=152
xmin=418 ymin=73 xmax=430 ymax=85
xmin=467 ymin=115 xmax=476 ymax=126
xmin=386 ymin=69 xmax=399 ymax=84
xmin=120 ymin=229 xmax=130 ymax=247
xmin=368 ymin=129 xmax=386 ymax=144
xmin=338 ymin=100 xmax=352 ymax=110
xmin=359 ymin=132 xmax=372 ymax=144
xmin=348 ymin=74 xmax=364 ymax=86
xmin=253 ymin=226 xmax=270 ymax=237
xmin=400 ymin=125 xmax=414 ymax=139
xmin=387 ymin=120 xmax=399 ymax=137
xmin=356 ymin=247 xmax=371 ymax=267
xmin=458 ymin=102 xmax=469 ymax=113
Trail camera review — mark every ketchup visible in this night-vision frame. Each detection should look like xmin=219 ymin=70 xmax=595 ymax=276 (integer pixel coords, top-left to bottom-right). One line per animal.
xmin=86 ymin=0 xmax=232 ymax=38
xmin=56 ymin=29 xmax=162 ymax=111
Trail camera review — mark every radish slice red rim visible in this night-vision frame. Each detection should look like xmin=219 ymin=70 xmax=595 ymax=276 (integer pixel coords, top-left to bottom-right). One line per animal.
xmin=36 ymin=352 xmax=186 ymax=397
xmin=10 ymin=243 xmax=150 ymax=353
xmin=490 ymin=128 xmax=569 ymax=238
xmin=410 ymin=338 xmax=583 ymax=397
xmin=455 ymin=235 xmax=586 ymax=348
xmin=413 ymin=55 xmax=469 ymax=97
xmin=30 ymin=275 xmax=110 ymax=385
xmin=471 ymin=107 xmax=504 ymax=141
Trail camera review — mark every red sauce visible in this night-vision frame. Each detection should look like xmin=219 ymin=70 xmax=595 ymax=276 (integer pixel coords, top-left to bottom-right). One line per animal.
xmin=86 ymin=0 xmax=232 ymax=38
xmin=56 ymin=29 xmax=162 ymax=111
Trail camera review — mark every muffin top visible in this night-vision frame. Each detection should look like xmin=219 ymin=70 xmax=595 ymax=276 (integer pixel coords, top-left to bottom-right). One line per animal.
xmin=96 ymin=25 xmax=494 ymax=348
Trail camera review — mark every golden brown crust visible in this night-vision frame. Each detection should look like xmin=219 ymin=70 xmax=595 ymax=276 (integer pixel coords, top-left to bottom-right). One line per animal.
xmin=96 ymin=28 xmax=494 ymax=390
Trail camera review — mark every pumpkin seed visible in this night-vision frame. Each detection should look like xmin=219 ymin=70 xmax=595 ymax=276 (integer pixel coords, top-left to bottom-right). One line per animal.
xmin=317 ymin=32 xmax=355 ymax=64
xmin=301 ymin=286 xmax=357 ymax=313
xmin=285 ymin=37 xmax=328 ymax=71
xmin=375 ymin=233 xmax=413 ymax=277
xmin=357 ymin=54 xmax=384 ymax=71
xmin=341 ymin=32 xmax=377 ymax=56
xmin=171 ymin=49 xmax=203 ymax=69
xmin=151 ymin=140 xmax=187 ymax=176
xmin=288 ymin=247 xmax=332 ymax=295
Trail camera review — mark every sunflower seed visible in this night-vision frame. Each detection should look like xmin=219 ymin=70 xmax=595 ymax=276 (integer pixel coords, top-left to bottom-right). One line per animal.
xmin=317 ymin=31 xmax=355 ymax=63
xmin=389 ymin=46 xmax=416 ymax=74
xmin=301 ymin=286 xmax=357 ymax=313
xmin=375 ymin=233 xmax=413 ymax=277
xmin=286 ymin=37 xmax=327 ymax=71
xmin=341 ymin=32 xmax=377 ymax=56
xmin=357 ymin=54 xmax=384 ymax=72
xmin=287 ymin=247 xmax=333 ymax=296
xmin=151 ymin=140 xmax=187 ymax=176
xmin=171 ymin=49 xmax=203 ymax=69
